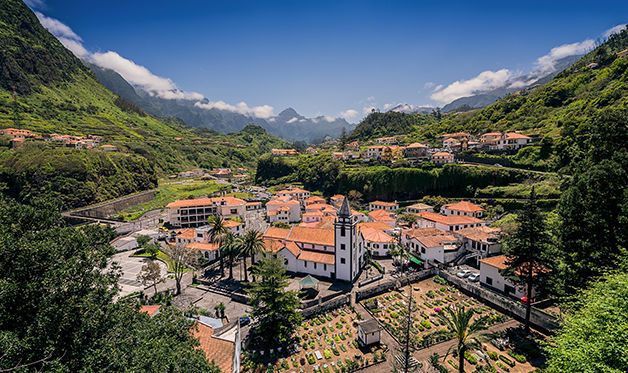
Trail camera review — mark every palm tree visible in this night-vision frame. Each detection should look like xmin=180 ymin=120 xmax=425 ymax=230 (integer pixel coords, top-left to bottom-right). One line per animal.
xmin=436 ymin=306 xmax=488 ymax=373
xmin=238 ymin=230 xmax=265 ymax=282
xmin=208 ymin=214 xmax=229 ymax=277
xmin=221 ymin=232 xmax=239 ymax=280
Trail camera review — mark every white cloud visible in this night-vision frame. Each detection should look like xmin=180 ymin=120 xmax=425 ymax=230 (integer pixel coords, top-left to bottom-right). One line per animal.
xmin=286 ymin=117 xmax=299 ymax=123
xmin=430 ymin=69 xmax=512 ymax=104
xmin=604 ymin=24 xmax=627 ymax=38
xmin=194 ymin=100 xmax=275 ymax=119
xmin=339 ymin=109 xmax=358 ymax=121
xmin=35 ymin=12 xmax=81 ymax=42
xmin=534 ymin=40 xmax=595 ymax=74
xmin=25 ymin=0 xmax=45 ymax=9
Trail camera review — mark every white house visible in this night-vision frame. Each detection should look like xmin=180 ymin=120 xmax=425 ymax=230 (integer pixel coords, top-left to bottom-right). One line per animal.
xmin=368 ymin=200 xmax=399 ymax=211
xmin=479 ymin=255 xmax=537 ymax=299
xmin=456 ymin=226 xmax=502 ymax=261
xmin=275 ymin=188 xmax=311 ymax=206
xmin=266 ymin=197 xmax=301 ymax=223
xmin=406 ymin=202 xmax=433 ymax=214
xmin=431 ymin=152 xmax=454 ymax=165
xmin=358 ymin=223 xmax=396 ymax=257
xmin=416 ymin=211 xmax=486 ymax=232
xmin=441 ymin=201 xmax=484 ymax=218
xmin=403 ymin=229 xmax=461 ymax=264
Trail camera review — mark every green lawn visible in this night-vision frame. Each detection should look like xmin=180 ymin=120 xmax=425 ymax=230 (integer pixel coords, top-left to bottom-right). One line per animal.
xmin=116 ymin=179 xmax=229 ymax=221
xmin=132 ymin=249 xmax=192 ymax=273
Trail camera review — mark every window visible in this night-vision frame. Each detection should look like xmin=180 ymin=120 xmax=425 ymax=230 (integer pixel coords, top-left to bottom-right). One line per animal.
xmin=486 ymin=277 xmax=493 ymax=286
xmin=340 ymin=226 xmax=346 ymax=237
xmin=304 ymin=261 xmax=308 ymax=268
xmin=324 ymin=264 xmax=327 ymax=271
xmin=314 ymin=263 xmax=317 ymax=269
xmin=340 ymin=258 xmax=346 ymax=264
xmin=341 ymin=243 xmax=346 ymax=251
xmin=421 ymin=247 xmax=426 ymax=254
xmin=230 ymin=208 xmax=237 ymax=214
xmin=284 ymin=259 xmax=288 ymax=265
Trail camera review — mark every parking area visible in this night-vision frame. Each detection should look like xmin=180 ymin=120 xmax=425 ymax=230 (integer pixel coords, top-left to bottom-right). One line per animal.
xmin=111 ymin=250 xmax=168 ymax=297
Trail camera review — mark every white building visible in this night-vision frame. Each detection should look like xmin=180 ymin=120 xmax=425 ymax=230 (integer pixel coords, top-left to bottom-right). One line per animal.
xmin=416 ymin=211 xmax=486 ymax=232
xmin=456 ymin=226 xmax=502 ymax=261
xmin=368 ymin=200 xmax=399 ymax=211
xmin=441 ymin=201 xmax=484 ymax=218
xmin=257 ymin=198 xmax=361 ymax=282
xmin=358 ymin=222 xmax=396 ymax=257
xmin=406 ymin=202 xmax=433 ymax=214
xmin=166 ymin=197 xmax=247 ymax=227
xmin=431 ymin=152 xmax=455 ymax=165
xmin=481 ymin=132 xmax=532 ymax=150
xmin=479 ymin=255 xmax=538 ymax=299
xmin=266 ymin=197 xmax=301 ymax=223
xmin=274 ymin=188 xmax=311 ymax=206
xmin=358 ymin=319 xmax=382 ymax=346
xmin=402 ymin=227 xmax=462 ymax=265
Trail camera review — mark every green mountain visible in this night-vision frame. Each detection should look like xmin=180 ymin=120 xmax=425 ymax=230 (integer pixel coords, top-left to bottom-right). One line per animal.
xmin=0 ymin=0 xmax=287 ymax=208
xmin=350 ymin=28 xmax=628 ymax=148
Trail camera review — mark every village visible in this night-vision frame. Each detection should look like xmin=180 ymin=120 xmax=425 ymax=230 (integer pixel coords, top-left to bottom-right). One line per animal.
xmin=288 ymin=131 xmax=534 ymax=165
xmin=106 ymin=172 xmax=552 ymax=373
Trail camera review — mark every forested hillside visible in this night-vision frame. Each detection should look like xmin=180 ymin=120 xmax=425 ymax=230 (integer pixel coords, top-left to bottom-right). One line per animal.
xmin=0 ymin=0 xmax=286 ymax=208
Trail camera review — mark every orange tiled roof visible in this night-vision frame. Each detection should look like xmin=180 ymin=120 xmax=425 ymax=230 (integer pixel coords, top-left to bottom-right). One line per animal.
xmin=275 ymin=188 xmax=309 ymax=195
xmin=406 ymin=142 xmax=428 ymax=148
xmin=407 ymin=202 xmax=433 ymax=211
xmin=192 ymin=322 xmax=234 ymax=373
xmin=404 ymin=227 xmax=447 ymax=239
xmin=298 ymin=250 xmax=335 ymax=265
xmin=505 ymin=132 xmax=531 ymax=140
xmin=359 ymin=221 xmax=393 ymax=231
xmin=267 ymin=198 xmax=300 ymax=206
xmin=166 ymin=196 xmax=245 ymax=208
xmin=186 ymin=242 xmax=220 ymax=251
xmin=479 ymin=255 xmax=509 ymax=270
xmin=443 ymin=201 xmax=484 ymax=213
xmin=306 ymin=203 xmax=335 ymax=211
xmin=368 ymin=209 xmax=396 ymax=222
xmin=432 ymin=152 xmax=453 ymax=157
xmin=139 ymin=305 xmax=161 ymax=317
xmin=360 ymin=227 xmax=395 ymax=243
xmin=288 ymin=226 xmax=335 ymax=246
xmin=305 ymin=196 xmax=326 ymax=204
xmin=176 ymin=228 xmax=196 ymax=240
xmin=369 ymin=200 xmax=398 ymax=207
xmin=456 ymin=226 xmax=500 ymax=242
xmin=419 ymin=211 xmax=483 ymax=225
xmin=224 ymin=220 xmax=242 ymax=228
xmin=416 ymin=234 xmax=458 ymax=248
xmin=264 ymin=227 xmax=291 ymax=240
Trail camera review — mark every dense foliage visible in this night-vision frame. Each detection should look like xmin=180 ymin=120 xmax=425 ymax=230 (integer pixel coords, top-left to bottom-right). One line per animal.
xmin=247 ymin=257 xmax=302 ymax=348
xmin=0 ymin=144 xmax=157 ymax=209
xmin=554 ymin=109 xmax=628 ymax=294
xmin=545 ymin=268 xmax=628 ymax=372
xmin=348 ymin=111 xmax=438 ymax=141
xmin=0 ymin=198 xmax=218 ymax=372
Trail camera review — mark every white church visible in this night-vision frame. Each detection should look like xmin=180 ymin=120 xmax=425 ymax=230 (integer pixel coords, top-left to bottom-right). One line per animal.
xmin=257 ymin=198 xmax=363 ymax=282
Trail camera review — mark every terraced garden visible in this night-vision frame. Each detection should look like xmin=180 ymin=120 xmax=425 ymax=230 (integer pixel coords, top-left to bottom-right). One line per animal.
xmin=242 ymin=305 xmax=388 ymax=373
xmin=362 ymin=276 xmax=508 ymax=349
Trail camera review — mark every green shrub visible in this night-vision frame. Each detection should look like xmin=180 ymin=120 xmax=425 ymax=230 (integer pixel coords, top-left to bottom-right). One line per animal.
xmin=488 ymin=351 xmax=498 ymax=360
xmin=464 ymin=351 xmax=478 ymax=365
xmin=508 ymin=351 xmax=527 ymax=363
xmin=499 ymin=355 xmax=516 ymax=367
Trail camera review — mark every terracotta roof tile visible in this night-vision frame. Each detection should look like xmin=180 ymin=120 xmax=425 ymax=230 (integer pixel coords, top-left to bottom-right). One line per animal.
xmin=298 ymin=250 xmax=335 ymax=265
xmin=192 ymin=322 xmax=234 ymax=373
xmin=288 ymin=226 xmax=335 ymax=246
xmin=418 ymin=211 xmax=484 ymax=225
xmin=443 ymin=201 xmax=484 ymax=213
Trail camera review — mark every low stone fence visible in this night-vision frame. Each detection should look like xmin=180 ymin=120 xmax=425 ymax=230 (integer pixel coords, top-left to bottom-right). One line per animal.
xmin=355 ymin=269 xmax=435 ymax=302
xmin=301 ymin=294 xmax=351 ymax=318
xmin=439 ymin=271 xmax=559 ymax=333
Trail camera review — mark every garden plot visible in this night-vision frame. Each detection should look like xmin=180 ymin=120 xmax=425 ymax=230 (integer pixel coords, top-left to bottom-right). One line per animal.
xmin=362 ymin=276 xmax=508 ymax=349
xmin=435 ymin=338 xmax=540 ymax=373
xmin=242 ymin=305 xmax=388 ymax=373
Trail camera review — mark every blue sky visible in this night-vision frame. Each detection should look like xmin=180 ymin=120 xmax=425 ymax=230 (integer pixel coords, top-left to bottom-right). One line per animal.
xmin=28 ymin=0 xmax=627 ymax=121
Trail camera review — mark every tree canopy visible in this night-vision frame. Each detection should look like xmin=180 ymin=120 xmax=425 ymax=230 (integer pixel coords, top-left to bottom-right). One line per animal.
xmin=0 ymin=198 xmax=218 ymax=372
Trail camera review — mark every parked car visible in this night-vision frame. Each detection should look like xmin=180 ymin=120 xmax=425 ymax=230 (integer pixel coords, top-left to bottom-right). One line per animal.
xmin=467 ymin=273 xmax=480 ymax=282
xmin=239 ymin=316 xmax=251 ymax=326
xmin=456 ymin=269 xmax=473 ymax=278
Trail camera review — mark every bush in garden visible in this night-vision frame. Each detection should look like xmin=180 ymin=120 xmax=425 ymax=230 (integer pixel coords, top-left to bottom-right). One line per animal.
xmin=499 ymin=355 xmax=516 ymax=367
xmin=488 ymin=351 xmax=498 ymax=360
xmin=508 ymin=351 xmax=527 ymax=363
xmin=464 ymin=351 xmax=478 ymax=365
xmin=324 ymin=349 xmax=332 ymax=359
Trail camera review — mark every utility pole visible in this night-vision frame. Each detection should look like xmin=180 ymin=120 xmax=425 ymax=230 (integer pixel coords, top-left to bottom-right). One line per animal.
xmin=403 ymin=286 xmax=413 ymax=373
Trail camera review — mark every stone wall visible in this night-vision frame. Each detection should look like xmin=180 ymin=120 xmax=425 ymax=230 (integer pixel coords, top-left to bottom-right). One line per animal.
xmin=355 ymin=269 xmax=435 ymax=302
xmin=68 ymin=189 xmax=157 ymax=219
